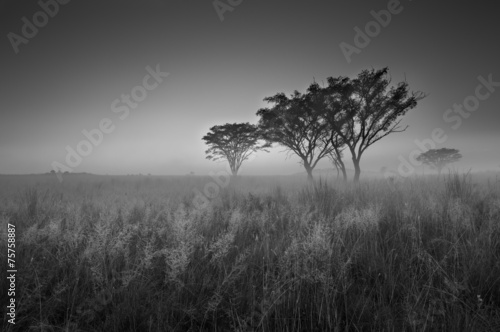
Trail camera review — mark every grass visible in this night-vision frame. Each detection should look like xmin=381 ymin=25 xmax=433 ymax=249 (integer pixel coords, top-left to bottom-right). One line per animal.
xmin=1 ymin=172 xmax=500 ymax=331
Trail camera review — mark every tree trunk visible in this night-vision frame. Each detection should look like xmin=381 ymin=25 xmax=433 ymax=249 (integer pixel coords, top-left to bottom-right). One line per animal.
xmin=337 ymin=158 xmax=347 ymax=182
xmin=353 ymin=159 xmax=361 ymax=183
xmin=231 ymin=166 xmax=238 ymax=177
xmin=306 ymin=170 xmax=314 ymax=183
xmin=304 ymin=164 xmax=314 ymax=183
xmin=332 ymin=153 xmax=347 ymax=182
xmin=341 ymin=166 xmax=347 ymax=182
xmin=349 ymin=147 xmax=362 ymax=183
xmin=229 ymin=162 xmax=238 ymax=178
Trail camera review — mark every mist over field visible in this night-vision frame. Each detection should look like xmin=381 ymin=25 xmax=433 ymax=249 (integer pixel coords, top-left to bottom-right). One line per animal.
xmin=1 ymin=0 xmax=500 ymax=331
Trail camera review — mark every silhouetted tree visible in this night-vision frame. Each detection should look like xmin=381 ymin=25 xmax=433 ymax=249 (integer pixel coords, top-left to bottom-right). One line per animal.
xmin=202 ymin=123 xmax=269 ymax=176
xmin=325 ymin=133 xmax=347 ymax=181
xmin=320 ymin=68 xmax=425 ymax=182
xmin=256 ymin=88 xmax=333 ymax=182
xmin=416 ymin=148 xmax=462 ymax=175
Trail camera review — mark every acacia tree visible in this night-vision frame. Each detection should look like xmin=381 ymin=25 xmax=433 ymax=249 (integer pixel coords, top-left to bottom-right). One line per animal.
xmin=324 ymin=133 xmax=347 ymax=181
xmin=321 ymin=68 xmax=425 ymax=182
xmin=202 ymin=122 xmax=269 ymax=176
xmin=416 ymin=148 xmax=462 ymax=175
xmin=256 ymin=88 xmax=333 ymax=182
xmin=311 ymin=79 xmax=352 ymax=182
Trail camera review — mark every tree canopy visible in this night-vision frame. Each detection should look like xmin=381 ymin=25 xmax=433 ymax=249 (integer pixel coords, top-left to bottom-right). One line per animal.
xmin=202 ymin=123 xmax=269 ymax=176
xmin=256 ymin=88 xmax=334 ymax=182
xmin=416 ymin=148 xmax=462 ymax=175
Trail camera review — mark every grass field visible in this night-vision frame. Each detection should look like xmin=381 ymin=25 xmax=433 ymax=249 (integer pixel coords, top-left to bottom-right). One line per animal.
xmin=1 ymin=172 xmax=500 ymax=331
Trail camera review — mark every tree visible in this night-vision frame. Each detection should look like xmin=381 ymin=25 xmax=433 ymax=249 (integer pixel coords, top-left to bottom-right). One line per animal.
xmin=325 ymin=133 xmax=347 ymax=181
xmin=416 ymin=148 xmax=462 ymax=175
xmin=320 ymin=68 xmax=425 ymax=182
xmin=256 ymin=88 xmax=333 ymax=182
xmin=202 ymin=123 xmax=269 ymax=176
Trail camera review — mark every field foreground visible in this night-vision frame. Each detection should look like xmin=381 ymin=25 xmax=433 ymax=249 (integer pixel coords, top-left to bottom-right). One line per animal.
xmin=1 ymin=173 xmax=500 ymax=331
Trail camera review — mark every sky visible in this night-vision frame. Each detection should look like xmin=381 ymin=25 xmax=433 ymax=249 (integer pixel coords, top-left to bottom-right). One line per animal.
xmin=0 ymin=0 xmax=499 ymax=176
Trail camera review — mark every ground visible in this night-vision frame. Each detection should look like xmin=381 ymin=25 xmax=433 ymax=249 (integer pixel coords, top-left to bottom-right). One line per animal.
xmin=1 ymin=172 xmax=499 ymax=331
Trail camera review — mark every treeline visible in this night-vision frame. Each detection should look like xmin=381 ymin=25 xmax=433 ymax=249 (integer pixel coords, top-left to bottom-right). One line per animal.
xmin=203 ymin=67 xmax=425 ymax=182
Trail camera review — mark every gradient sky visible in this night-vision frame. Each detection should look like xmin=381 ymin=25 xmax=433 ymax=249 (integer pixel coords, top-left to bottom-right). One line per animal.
xmin=1 ymin=0 xmax=499 ymax=176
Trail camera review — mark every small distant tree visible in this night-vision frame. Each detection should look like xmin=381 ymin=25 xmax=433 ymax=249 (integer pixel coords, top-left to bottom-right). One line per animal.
xmin=416 ymin=148 xmax=462 ymax=175
xmin=202 ymin=122 xmax=269 ymax=176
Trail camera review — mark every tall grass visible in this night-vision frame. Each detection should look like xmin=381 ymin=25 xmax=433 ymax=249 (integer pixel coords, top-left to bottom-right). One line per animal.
xmin=1 ymin=173 xmax=499 ymax=331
